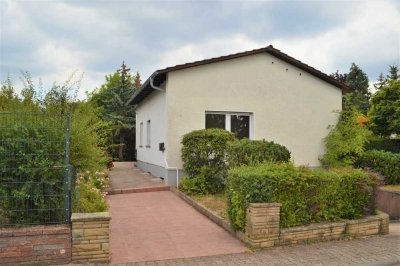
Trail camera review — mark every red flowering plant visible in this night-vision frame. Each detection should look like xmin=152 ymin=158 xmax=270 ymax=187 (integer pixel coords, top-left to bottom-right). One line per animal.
xmin=107 ymin=161 xmax=114 ymax=169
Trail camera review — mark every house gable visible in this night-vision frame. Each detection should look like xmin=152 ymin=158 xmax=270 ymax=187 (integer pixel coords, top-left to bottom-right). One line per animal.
xmin=127 ymin=45 xmax=349 ymax=106
xmin=164 ymin=52 xmax=342 ymax=168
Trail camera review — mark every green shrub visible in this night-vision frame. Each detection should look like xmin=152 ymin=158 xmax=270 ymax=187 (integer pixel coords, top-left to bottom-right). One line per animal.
xmin=72 ymin=171 xmax=109 ymax=213
xmin=179 ymin=166 xmax=225 ymax=195
xmin=365 ymin=138 xmax=400 ymax=153
xmin=181 ymin=129 xmax=235 ymax=194
xmin=227 ymin=139 xmax=290 ymax=168
xmin=0 ymin=114 xmax=67 ymax=225
xmin=321 ymin=110 xmax=372 ymax=167
xmin=73 ymin=181 xmax=108 ymax=213
xmin=357 ymin=150 xmax=400 ymax=184
xmin=181 ymin=129 xmax=235 ymax=177
xmin=226 ymin=163 xmax=380 ymax=231
xmin=69 ymin=103 xmax=110 ymax=171
xmin=179 ymin=177 xmax=203 ymax=195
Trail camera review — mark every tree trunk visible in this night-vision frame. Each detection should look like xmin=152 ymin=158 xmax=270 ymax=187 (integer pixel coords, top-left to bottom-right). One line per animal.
xmin=119 ymin=132 xmax=124 ymax=161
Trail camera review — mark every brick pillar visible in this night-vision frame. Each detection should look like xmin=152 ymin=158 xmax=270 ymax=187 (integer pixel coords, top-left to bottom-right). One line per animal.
xmin=71 ymin=212 xmax=111 ymax=263
xmin=379 ymin=211 xmax=389 ymax=234
xmin=245 ymin=203 xmax=281 ymax=248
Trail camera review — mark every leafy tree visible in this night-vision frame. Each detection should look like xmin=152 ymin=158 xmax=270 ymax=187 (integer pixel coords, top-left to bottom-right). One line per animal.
xmin=89 ymin=62 xmax=138 ymax=160
xmin=345 ymin=63 xmax=371 ymax=114
xmin=321 ymin=110 xmax=372 ymax=167
xmin=1 ymin=75 xmax=16 ymax=100
xmin=369 ymin=80 xmax=400 ymax=137
xmin=0 ymin=72 xmax=107 ymax=171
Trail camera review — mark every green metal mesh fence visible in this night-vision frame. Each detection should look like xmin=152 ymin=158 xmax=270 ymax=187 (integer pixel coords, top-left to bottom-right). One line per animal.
xmin=0 ymin=112 xmax=71 ymax=226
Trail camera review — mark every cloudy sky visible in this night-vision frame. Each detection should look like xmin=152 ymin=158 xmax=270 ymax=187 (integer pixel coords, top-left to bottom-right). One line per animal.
xmin=1 ymin=0 xmax=399 ymax=99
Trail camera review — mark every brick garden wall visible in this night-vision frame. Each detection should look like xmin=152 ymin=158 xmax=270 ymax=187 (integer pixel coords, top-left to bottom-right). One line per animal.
xmin=245 ymin=203 xmax=389 ymax=248
xmin=0 ymin=224 xmax=71 ymax=265
xmin=71 ymin=212 xmax=111 ymax=263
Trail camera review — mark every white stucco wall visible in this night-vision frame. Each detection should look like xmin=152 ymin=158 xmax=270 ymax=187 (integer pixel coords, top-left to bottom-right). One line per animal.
xmin=165 ymin=52 xmax=342 ymax=168
xmin=136 ymin=85 xmax=167 ymax=168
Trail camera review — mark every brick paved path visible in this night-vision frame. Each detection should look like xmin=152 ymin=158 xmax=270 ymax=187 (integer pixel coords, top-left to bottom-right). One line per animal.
xmin=108 ymin=191 xmax=246 ymax=264
xmin=109 ymin=162 xmax=166 ymax=190
xmin=119 ymin=224 xmax=400 ymax=266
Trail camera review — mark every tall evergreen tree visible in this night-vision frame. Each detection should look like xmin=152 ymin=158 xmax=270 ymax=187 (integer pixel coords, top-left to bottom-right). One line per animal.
xmin=387 ymin=64 xmax=399 ymax=81
xmin=89 ymin=62 xmax=138 ymax=160
xmin=373 ymin=73 xmax=387 ymax=91
xmin=134 ymin=72 xmax=142 ymax=89
xmin=345 ymin=63 xmax=371 ymax=114
xmin=330 ymin=70 xmax=348 ymax=83
xmin=331 ymin=70 xmax=350 ymax=109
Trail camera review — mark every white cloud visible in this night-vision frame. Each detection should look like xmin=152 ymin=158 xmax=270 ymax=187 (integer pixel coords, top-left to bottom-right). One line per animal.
xmin=270 ymin=0 xmax=400 ymax=76
xmin=154 ymin=0 xmax=399 ymax=83
xmin=1 ymin=0 xmax=399 ymax=100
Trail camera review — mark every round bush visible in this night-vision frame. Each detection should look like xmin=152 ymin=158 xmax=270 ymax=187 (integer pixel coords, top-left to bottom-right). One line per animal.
xmin=181 ymin=128 xmax=235 ymax=195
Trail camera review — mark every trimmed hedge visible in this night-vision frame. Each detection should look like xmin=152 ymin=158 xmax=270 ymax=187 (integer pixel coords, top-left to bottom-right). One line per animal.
xmin=181 ymin=128 xmax=235 ymax=177
xmin=358 ymin=150 xmax=400 ymax=184
xmin=227 ymin=139 xmax=290 ymax=168
xmin=227 ymin=163 xmax=380 ymax=231
xmin=181 ymin=129 xmax=235 ymax=194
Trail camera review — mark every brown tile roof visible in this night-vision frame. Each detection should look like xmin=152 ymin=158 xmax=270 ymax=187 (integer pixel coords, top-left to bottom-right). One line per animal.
xmin=127 ymin=45 xmax=350 ymax=105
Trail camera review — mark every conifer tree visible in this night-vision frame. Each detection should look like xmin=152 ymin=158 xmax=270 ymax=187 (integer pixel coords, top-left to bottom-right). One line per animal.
xmin=387 ymin=64 xmax=399 ymax=81
xmin=90 ymin=62 xmax=138 ymax=160
xmin=345 ymin=63 xmax=371 ymax=114
xmin=373 ymin=73 xmax=387 ymax=91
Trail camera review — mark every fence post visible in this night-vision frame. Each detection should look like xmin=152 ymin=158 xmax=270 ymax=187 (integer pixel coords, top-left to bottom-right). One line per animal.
xmin=65 ymin=113 xmax=71 ymax=223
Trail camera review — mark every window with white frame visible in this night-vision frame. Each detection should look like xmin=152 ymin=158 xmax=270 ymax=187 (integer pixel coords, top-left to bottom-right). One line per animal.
xmin=139 ymin=122 xmax=143 ymax=147
xmin=205 ymin=112 xmax=252 ymax=139
xmin=146 ymin=120 xmax=151 ymax=147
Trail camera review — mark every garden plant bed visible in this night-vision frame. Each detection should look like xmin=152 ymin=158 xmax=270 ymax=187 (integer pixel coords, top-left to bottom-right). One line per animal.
xmin=173 ymin=189 xmax=390 ymax=250
xmin=191 ymin=192 xmax=229 ymax=221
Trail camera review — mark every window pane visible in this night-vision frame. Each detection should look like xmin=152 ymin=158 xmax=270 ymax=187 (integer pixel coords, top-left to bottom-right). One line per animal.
xmin=146 ymin=120 xmax=151 ymax=146
xmin=231 ymin=115 xmax=249 ymax=139
xmin=206 ymin=114 xmax=225 ymax=129
xmin=139 ymin=123 xmax=143 ymax=145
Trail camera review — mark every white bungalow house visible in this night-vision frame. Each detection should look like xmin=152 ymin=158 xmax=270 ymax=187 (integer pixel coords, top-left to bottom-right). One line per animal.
xmin=126 ymin=45 xmax=349 ymax=186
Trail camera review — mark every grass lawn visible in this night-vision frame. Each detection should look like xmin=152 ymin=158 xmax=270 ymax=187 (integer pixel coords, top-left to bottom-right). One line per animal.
xmin=191 ymin=192 xmax=229 ymax=221
xmin=380 ymin=185 xmax=400 ymax=192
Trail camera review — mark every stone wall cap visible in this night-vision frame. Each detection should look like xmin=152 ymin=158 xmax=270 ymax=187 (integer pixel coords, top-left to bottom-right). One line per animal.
xmin=249 ymin=203 xmax=282 ymax=207
xmin=280 ymin=222 xmax=346 ymax=233
xmin=71 ymin=212 xmax=111 ymax=222
xmin=378 ymin=187 xmax=400 ymax=195
xmin=346 ymin=213 xmax=386 ymax=224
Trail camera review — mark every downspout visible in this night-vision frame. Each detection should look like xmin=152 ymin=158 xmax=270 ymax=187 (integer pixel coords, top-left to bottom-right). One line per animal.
xmin=150 ymin=72 xmax=179 ymax=186
xmin=164 ymin=157 xmax=179 ymax=187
